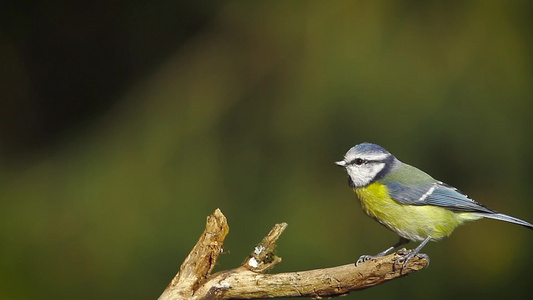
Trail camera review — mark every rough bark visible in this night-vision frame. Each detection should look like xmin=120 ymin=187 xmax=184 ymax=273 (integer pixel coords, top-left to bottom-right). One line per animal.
xmin=158 ymin=209 xmax=428 ymax=300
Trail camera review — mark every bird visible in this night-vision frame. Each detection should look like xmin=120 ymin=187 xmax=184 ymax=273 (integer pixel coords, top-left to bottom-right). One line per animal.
xmin=335 ymin=142 xmax=533 ymax=267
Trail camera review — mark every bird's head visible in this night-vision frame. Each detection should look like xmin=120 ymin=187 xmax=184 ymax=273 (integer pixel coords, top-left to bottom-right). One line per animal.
xmin=335 ymin=143 xmax=397 ymax=188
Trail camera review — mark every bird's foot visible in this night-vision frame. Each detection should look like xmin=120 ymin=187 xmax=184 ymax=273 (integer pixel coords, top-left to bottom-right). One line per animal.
xmin=355 ymin=254 xmax=379 ymax=266
xmin=396 ymin=248 xmax=410 ymax=256
xmin=356 ymin=248 xmax=430 ymax=268
xmin=393 ymin=249 xmax=429 ymax=269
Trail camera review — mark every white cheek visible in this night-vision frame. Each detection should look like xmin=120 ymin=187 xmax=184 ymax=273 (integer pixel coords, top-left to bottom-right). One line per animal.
xmin=369 ymin=163 xmax=386 ymax=176
xmin=346 ymin=163 xmax=385 ymax=187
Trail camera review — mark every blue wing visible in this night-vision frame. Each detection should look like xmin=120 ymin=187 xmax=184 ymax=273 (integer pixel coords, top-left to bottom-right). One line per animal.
xmin=385 ymin=181 xmax=495 ymax=214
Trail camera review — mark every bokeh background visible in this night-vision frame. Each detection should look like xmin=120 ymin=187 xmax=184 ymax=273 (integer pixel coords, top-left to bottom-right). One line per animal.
xmin=1 ymin=1 xmax=532 ymax=299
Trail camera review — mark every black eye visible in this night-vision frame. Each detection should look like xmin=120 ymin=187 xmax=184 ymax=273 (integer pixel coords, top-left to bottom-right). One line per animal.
xmin=354 ymin=158 xmax=364 ymax=165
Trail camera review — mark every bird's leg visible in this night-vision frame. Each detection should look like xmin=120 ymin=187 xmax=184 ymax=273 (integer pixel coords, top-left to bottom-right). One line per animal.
xmin=356 ymin=237 xmax=409 ymax=266
xmin=376 ymin=237 xmax=410 ymax=256
xmin=394 ymin=236 xmax=431 ymax=269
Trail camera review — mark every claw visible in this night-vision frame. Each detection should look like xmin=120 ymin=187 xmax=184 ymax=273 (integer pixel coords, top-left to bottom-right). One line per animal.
xmin=394 ymin=236 xmax=432 ymax=270
xmin=355 ymin=254 xmax=376 ymax=266
xmin=394 ymin=252 xmax=429 ymax=270
xmin=415 ymin=253 xmax=430 ymax=265
xmin=396 ymin=248 xmax=411 ymax=256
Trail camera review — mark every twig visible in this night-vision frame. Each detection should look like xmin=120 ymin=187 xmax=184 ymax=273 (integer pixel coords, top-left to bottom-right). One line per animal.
xmin=158 ymin=209 xmax=428 ymax=300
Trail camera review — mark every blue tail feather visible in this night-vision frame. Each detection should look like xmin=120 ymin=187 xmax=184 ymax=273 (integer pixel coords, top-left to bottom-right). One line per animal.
xmin=477 ymin=212 xmax=533 ymax=230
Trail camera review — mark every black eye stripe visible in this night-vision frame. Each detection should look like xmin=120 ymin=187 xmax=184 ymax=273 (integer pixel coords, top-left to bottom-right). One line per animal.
xmin=349 ymin=158 xmax=366 ymax=165
xmin=350 ymin=158 xmax=383 ymax=165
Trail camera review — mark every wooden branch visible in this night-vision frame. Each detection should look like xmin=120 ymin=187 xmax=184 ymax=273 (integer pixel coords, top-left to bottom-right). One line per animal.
xmin=159 ymin=209 xmax=229 ymax=299
xmin=158 ymin=209 xmax=428 ymax=300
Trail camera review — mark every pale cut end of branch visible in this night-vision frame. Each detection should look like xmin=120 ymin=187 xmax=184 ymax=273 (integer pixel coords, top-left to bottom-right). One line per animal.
xmin=159 ymin=209 xmax=229 ymax=300
xmin=242 ymin=222 xmax=288 ymax=273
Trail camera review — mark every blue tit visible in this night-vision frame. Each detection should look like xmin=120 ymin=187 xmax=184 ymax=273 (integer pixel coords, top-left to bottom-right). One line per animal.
xmin=336 ymin=142 xmax=533 ymax=266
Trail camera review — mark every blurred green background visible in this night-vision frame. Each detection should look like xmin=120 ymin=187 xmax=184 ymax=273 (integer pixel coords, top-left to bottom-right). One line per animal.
xmin=1 ymin=1 xmax=532 ymax=299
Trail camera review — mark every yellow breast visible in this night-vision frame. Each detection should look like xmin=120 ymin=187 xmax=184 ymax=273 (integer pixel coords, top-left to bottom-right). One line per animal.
xmin=355 ymin=183 xmax=481 ymax=241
